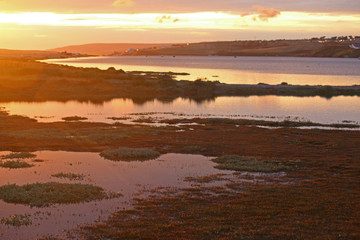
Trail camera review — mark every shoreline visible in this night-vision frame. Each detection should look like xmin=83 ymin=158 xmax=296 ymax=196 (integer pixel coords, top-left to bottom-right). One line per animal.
xmin=1 ymin=107 xmax=359 ymax=153
xmin=0 ymin=59 xmax=359 ymax=105
xmin=0 ymin=56 xmax=359 ymax=239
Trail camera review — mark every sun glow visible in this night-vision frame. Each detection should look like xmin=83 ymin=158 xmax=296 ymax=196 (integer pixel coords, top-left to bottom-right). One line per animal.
xmin=0 ymin=11 xmax=359 ymax=30
xmin=1 ymin=11 xmax=359 ymax=49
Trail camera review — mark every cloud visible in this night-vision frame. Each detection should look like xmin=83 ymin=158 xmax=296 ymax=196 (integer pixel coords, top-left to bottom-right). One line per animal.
xmin=156 ymin=15 xmax=180 ymax=24
xmin=112 ymin=0 xmax=134 ymax=7
xmin=252 ymin=5 xmax=281 ymax=21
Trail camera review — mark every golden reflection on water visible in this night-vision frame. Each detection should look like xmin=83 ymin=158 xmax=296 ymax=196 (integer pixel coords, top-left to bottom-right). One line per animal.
xmin=1 ymin=96 xmax=360 ymax=124
xmin=44 ymin=56 xmax=360 ymax=85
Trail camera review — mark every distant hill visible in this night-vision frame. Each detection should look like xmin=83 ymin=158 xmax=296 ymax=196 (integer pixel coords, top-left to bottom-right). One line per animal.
xmin=0 ymin=49 xmax=55 ymax=56
xmin=125 ymin=40 xmax=360 ymax=58
xmin=0 ymin=49 xmax=80 ymax=60
xmin=49 ymin=43 xmax=173 ymax=55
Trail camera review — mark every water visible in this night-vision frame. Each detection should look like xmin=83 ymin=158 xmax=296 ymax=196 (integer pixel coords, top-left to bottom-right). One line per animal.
xmin=1 ymin=56 xmax=359 ymax=238
xmin=3 ymin=56 xmax=360 ymax=125
xmin=44 ymin=56 xmax=360 ymax=85
xmin=0 ymin=151 xmax=233 ymax=239
xmin=2 ymin=96 xmax=360 ymax=124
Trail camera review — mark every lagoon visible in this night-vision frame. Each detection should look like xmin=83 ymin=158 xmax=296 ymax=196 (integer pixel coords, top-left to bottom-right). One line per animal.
xmin=45 ymin=56 xmax=360 ymax=85
xmin=2 ymin=56 xmax=355 ymax=125
xmin=2 ymin=95 xmax=360 ymax=124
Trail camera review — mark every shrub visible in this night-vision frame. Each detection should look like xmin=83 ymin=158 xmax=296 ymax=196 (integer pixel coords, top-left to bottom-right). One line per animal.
xmin=212 ymin=155 xmax=299 ymax=173
xmin=62 ymin=116 xmax=88 ymax=121
xmin=100 ymin=147 xmax=160 ymax=161
xmin=0 ymin=182 xmax=114 ymax=207
xmin=1 ymin=152 xmax=36 ymax=159
xmin=1 ymin=214 xmax=32 ymax=227
xmin=51 ymin=173 xmax=86 ymax=181
xmin=0 ymin=160 xmax=34 ymax=169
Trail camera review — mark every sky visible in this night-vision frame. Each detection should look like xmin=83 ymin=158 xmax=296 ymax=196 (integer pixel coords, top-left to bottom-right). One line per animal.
xmin=0 ymin=0 xmax=359 ymax=50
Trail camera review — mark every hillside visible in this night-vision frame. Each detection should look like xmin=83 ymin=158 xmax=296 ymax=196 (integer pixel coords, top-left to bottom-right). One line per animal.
xmin=50 ymin=40 xmax=360 ymax=58
xmin=49 ymin=43 xmax=173 ymax=55
xmin=126 ymin=40 xmax=360 ymax=58
xmin=0 ymin=49 xmax=85 ymax=60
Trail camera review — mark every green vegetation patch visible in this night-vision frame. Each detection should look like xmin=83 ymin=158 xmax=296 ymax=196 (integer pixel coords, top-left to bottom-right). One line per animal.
xmin=32 ymin=159 xmax=45 ymax=163
xmin=1 ymin=214 xmax=32 ymax=227
xmin=62 ymin=116 xmax=88 ymax=121
xmin=51 ymin=172 xmax=86 ymax=181
xmin=1 ymin=152 xmax=36 ymax=159
xmin=100 ymin=147 xmax=160 ymax=161
xmin=0 ymin=160 xmax=34 ymax=169
xmin=107 ymin=117 xmax=131 ymax=121
xmin=184 ymin=174 xmax=227 ymax=183
xmin=212 ymin=155 xmax=299 ymax=173
xmin=0 ymin=182 xmax=114 ymax=207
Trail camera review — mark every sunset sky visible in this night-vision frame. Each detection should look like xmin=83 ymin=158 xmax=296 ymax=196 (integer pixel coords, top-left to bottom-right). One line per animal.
xmin=0 ymin=0 xmax=359 ymax=50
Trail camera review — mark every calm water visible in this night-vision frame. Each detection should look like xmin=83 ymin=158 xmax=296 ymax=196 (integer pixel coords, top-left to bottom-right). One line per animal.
xmin=2 ymin=96 xmax=360 ymax=124
xmin=0 ymin=151 xmax=234 ymax=239
xmin=1 ymin=57 xmax=359 ymax=238
xmin=45 ymin=56 xmax=360 ymax=85
xmin=4 ymin=56 xmax=360 ymax=124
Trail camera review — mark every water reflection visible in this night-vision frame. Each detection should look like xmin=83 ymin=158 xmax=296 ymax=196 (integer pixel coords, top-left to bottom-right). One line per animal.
xmin=0 ymin=151 xmax=229 ymax=239
xmin=44 ymin=56 xmax=360 ymax=85
xmin=1 ymin=96 xmax=360 ymax=124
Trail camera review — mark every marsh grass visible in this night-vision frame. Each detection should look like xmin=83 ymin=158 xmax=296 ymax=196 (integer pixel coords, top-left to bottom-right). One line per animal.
xmin=212 ymin=156 xmax=300 ymax=173
xmin=107 ymin=117 xmax=131 ymax=121
xmin=1 ymin=152 xmax=36 ymax=159
xmin=51 ymin=173 xmax=86 ymax=181
xmin=100 ymin=147 xmax=160 ymax=161
xmin=62 ymin=116 xmax=88 ymax=121
xmin=32 ymin=159 xmax=45 ymax=163
xmin=132 ymin=117 xmax=157 ymax=123
xmin=0 ymin=160 xmax=34 ymax=169
xmin=77 ymin=179 xmax=360 ymax=240
xmin=2 ymin=129 xmax=69 ymax=141
xmin=1 ymin=214 xmax=32 ymax=227
xmin=0 ymin=182 xmax=115 ymax=207
xmin=184 ymin=174 xmax=227 ymax=183
xmin=161 ymin=118 xmax=360 ymax=129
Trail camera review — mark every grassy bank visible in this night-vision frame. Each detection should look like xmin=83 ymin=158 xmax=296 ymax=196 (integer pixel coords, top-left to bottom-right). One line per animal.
xmin=0 ymin=59 xmax=359 ymax=105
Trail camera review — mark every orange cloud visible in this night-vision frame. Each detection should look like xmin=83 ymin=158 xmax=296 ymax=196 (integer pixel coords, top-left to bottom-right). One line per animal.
xmin=156 ymin=15 xmax=180 ymax=23
xmin=112 ymin=0 xmax=134 ymax=7
xmin=252 ymin=5 xmax=281 ymax=21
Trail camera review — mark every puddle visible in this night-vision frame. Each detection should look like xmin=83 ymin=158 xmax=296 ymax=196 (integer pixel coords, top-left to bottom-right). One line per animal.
xmin=0 ymin=151 xmax=233 ymax=239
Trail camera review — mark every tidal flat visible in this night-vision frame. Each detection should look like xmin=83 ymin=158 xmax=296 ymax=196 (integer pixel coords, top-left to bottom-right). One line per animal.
xmin=0 ymin=59 xmax=359 ymax=239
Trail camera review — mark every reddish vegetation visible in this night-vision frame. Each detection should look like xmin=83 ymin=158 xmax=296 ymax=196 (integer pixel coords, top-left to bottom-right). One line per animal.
xmin=79 ymin=177 xmax=359 ymax=239
xmin=1 ymin=110 xmax=359 ymax=160
xmin=1 ymin=103 xmax=359 ymax=239
xmin=1 ymin=56 xmax=359 ymax=239
xmin=72 ymin=121 xmax=359 ymax=239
